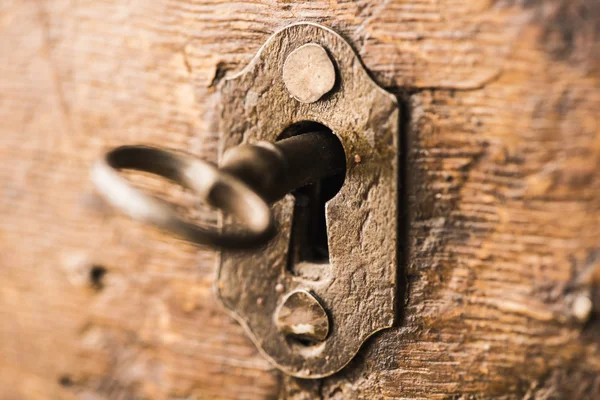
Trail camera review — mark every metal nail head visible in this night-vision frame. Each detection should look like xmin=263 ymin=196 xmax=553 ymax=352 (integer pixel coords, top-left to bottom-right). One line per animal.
xmin=275 ymin=290 xmax=329 ymax=342
xmin=283 ymin=43 xmax=336 ymax=104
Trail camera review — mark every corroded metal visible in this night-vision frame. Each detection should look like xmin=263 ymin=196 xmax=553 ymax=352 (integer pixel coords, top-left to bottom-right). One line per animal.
xmin=217 ymin=22 xmax=399 ymax=378
xmin=275 ymin=290 xmax=329 ymax=342
xmin=91 ymin=132 xmax=345 ymax=249
xmin=283 ymin=43 xmax=336 ymax=103
xmin=91 ymin=145 xmax=274 ymax=249
xmin=221 ymin=131 xmax=345 ymax=204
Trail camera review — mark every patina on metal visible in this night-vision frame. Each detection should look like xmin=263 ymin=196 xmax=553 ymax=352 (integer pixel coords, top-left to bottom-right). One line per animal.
xmin=91 ymin=131 xmax=345 ymax=249
xmin=275 ymin=290 xmax=330 ymax=343
xmin=217 ymin=22 xmax=399 ymax=378
xmin=90 ymin=22 xmax=399 ymax=380
xmin=91 ymin=145 xmax=273 ymax=248
xmin=282 ymin=43 xmax=336 ymax=103
xmin=221 ymin=130 xmax=345 ymax=204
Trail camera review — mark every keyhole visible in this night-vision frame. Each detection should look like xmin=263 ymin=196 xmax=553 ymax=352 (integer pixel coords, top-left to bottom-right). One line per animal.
xmin=279 ymin=122 xmax=345 ymax=280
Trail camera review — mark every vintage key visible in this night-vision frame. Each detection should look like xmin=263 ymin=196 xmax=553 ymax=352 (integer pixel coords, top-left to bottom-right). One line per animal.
xmin=91 ymin=130 xmax=346 ymax=249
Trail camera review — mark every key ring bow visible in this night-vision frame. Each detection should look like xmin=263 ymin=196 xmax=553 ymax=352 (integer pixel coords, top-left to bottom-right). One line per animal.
xmin=91 ymin=132 xmax=345 ymax=249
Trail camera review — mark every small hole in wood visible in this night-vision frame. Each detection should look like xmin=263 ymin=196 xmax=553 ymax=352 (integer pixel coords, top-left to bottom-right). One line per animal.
xmin=89 ymin=265 xmax=107 ymax=290
xmin=58 ymin=375 xmax=73 ymax=387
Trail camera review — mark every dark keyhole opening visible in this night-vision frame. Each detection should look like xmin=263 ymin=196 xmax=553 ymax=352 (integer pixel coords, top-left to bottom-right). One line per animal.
xmin=278 ymin=122 xmax=345 ymax=278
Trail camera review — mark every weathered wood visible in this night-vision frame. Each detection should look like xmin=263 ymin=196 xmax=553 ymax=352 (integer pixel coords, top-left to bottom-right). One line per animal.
xmin=0 ymin=0 xmax=599 ymax=399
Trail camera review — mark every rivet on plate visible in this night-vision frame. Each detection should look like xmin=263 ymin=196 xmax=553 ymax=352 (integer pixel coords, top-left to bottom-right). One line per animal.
xmin=282 ymin=43 xmax=336 ymax=104
xmin=275 ymin=290 xmax=329 ymax=342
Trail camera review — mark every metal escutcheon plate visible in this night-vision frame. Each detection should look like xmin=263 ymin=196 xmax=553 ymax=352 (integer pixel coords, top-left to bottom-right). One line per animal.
xmin=215 ymin=22 xmax=399 ymax=378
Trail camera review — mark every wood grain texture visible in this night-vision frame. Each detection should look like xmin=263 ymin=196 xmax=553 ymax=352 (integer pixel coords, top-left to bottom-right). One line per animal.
xmin=0 ymin=0 xmax=599 ymax=399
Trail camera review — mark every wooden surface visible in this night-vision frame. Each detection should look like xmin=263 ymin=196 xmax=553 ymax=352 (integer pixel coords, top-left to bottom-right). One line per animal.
xmin=1 ymin=0 xmax=599 ymax=398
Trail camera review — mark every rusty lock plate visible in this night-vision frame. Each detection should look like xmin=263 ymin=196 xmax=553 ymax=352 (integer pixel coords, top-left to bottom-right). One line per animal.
xmin=216 ymin=22 xmax=399 ymax=378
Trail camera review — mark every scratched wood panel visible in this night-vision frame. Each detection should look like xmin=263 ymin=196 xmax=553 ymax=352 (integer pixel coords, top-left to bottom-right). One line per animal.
xmin=0 ymin=0 xmax=599 ymax=399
